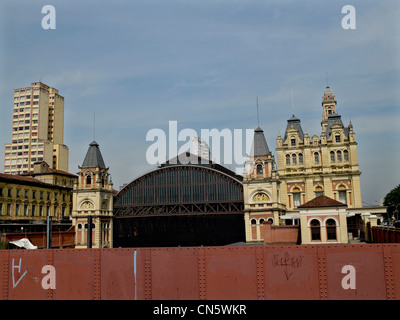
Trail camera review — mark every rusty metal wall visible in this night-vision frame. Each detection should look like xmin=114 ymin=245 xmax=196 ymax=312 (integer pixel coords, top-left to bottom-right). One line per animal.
xmin=372 ymin=226 xmax=400 ymax=243
xmin=1 ymin=244 xmax=399 ymax=300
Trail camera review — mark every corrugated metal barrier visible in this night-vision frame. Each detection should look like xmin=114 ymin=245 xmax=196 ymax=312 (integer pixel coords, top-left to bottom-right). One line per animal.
xmin=1 ymin=244 xmax=399 ymax=300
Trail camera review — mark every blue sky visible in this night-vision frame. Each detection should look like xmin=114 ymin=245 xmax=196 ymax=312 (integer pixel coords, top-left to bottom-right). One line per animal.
xmin=1 ymin=0 xmax=399 ymax=205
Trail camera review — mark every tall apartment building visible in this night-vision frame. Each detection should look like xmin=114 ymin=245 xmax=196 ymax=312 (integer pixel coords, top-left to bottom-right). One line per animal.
xmin=3 ymin=82 xmax=69 ymax=175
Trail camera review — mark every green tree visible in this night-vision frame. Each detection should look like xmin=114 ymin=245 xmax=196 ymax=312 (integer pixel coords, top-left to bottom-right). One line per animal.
xmin=383 ymin=184 xmax=400 ymax=220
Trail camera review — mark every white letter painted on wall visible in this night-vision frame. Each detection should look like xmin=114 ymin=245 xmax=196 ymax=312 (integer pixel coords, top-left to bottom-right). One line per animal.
xmin=41 ymin=5 xmax=56 ymax=29
xmin=41 ymin=265 xmax=56 ymax=289
xmin=341 ymin=265 xmax=356 ymax=290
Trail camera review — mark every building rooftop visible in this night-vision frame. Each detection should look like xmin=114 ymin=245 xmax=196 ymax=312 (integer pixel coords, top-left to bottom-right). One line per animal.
xmin=298 ymin=195 xmax=347 ymax=208
xmin=0 ymin=173 xmax=72 ymax=190
xmin=249 ymin=127 xmax=270 ymax=157
xmin=81 ymin=141 xmax=107 ymax=169
xmin=283 ymin=114 xmax=304 ymax=142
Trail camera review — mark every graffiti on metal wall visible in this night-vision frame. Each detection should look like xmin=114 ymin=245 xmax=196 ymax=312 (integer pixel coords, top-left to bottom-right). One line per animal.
xmin=11 ymin=257 xmax=56 ymax=290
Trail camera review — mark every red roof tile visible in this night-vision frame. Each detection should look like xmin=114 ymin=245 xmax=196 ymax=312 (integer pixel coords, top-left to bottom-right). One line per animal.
xmin=298 ymin=195 xmax=347 ymax=208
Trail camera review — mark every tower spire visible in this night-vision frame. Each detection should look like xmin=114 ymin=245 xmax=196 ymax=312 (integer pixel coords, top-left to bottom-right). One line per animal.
xmin=291 ymin=88 xmax=294 ymax=115
xmin=256 ymin=97 xmax=260 ymax=127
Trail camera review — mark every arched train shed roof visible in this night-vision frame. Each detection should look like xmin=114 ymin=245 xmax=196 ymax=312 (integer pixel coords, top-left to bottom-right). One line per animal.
xmin=114 ymin=160 xmax=244 ymax=217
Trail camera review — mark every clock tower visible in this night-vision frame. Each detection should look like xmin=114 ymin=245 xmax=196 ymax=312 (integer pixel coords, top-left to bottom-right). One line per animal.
xmin=72 ymin=141 xmax=114 ymax=248
xmin=243 ymin=127 xmax=285 ymax=242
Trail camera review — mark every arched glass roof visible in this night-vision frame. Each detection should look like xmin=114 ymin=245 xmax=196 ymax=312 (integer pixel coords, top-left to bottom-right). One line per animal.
xmin=114 ymin=163 xmax=243 ymax=217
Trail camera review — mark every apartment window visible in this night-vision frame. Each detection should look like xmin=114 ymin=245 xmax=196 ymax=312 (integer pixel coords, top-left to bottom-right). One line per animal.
xmin=32 ymin=205 xmax=36 ymax=216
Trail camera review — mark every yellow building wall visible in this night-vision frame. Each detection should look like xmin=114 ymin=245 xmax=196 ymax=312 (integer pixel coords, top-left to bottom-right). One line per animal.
xmin=0 ymin=179 xmax=73 ymax=222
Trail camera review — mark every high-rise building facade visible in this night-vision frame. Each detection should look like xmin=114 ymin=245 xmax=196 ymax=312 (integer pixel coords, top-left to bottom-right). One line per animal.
xmin=3 ymin=82 xmax=69 ymax=174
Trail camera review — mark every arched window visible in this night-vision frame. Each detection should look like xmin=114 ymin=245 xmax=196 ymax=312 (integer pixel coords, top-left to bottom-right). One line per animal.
xmin=251 ymin=218 xmax=257 ymax=225
xmin=292 ymin=154 xmax=297 ymax=165
xmin=310 ymin=219 xmax=321 ymax=241
xmin=256 ymin=164 xmax=263 ymax=175
xmin=292 ymin=187 xmax=301 ymax=207
xmin=259 ymin=218 xmax=265 ymax=225
xmin=343 ymin=150 xmax=349 ymax=161
xmin=314 ymin=186 xmax=324 ymax=198
xmin=337 ymin=150 xmax=342 ymax=162
xmin=298 ymin=153 xmax=303 ymax=165
xmin=314 ymin=152 xmax=320 ymax=164
xmin=330 ymin=151 xmax=335 ymax=162
xmin=326 ymin=219 xmax=337 ymax=240
xmin=286 ymin=154 xmax=290 ymax=165
xmin=86 ymin=175 xmax=91 ymax=185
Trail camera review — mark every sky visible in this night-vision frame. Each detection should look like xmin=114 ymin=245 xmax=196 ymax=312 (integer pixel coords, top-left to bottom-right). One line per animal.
xmin=0 ymin=0 xmax=399 ymax=205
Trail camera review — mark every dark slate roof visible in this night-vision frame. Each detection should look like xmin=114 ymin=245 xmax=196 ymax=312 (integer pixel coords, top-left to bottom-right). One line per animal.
xmin=81 ymin=141 xmax=106 ymax=169
xmin=325 ymin=113 xmax=349 ymax=138
xmin=249 ymin=127 xmax=270 ymax=157
xmin=283 ymin=114 xmax=304 ymax=142
xmin=298 ymin=195 xmax=347 ymax=208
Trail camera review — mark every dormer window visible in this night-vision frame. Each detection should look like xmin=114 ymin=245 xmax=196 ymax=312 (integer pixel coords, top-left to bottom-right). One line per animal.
xmin=291 ymin=138 xmax=296 ymax=146
xmin=86 ymin=175 xmax=91 ymax=185
xmin=256 ymin=164 xmax=263 ymax=175
xmin=335 ymin=135 xmax=341 ymax=143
